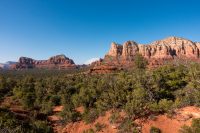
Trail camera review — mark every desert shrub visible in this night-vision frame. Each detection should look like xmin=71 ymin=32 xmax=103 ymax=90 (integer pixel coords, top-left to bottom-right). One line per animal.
xmin=149 ymin=99 xmax=173 ymax=113
xmin=150 ymin=126 xmax=161 ymax=133
xmin=125 ymin=88 xmax=150 ymax=118
xmin=148 ymin=114 xmax=157 ymax=121
xmin=0 ymin=108 xmax=20 ymax=129
xmin=152 ymin=65 xmax=188 ymax=101
xmin=158 ymin=99 xmax=173 ymax=112
xmin=40 ymin=102 xmax=53 ymax=115
xmin=118 ymin=117 xmax=139 ymax=133
xmin=175 ymin=87 xmax=200 ymax=107
xmin=0 ymin=108 xmax=53 ymax=133
xmin=83 ymin=128 xmax=95 ymax=133
xmin=134 ymin=53 xmax=148 ymax=70
xmin=60 ymin=105 xmax=81 ymax=124
xmin=13 ymin=76 xmax=36 ymax=109
xmin=95 ymin=86 xmax=127 ymax=112
xmin=50 ymin=95 xmax=61 ymax=106
xmin=109 ymin=111 xmax=121 ymax=124
xmin=82 ymin=108 xmax=98 ymax=124
xmin=95 ymin=122 xmax=106 ymax=132
xmin=32 ymin=120 xmax=53 ymax=133
xmin=180 ymin=118 xmax=200 ymax=133
xmin=0 ymin=76 xmax=16 ymax=99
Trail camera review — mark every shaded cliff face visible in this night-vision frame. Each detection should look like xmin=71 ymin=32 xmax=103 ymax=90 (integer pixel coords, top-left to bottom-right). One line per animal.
xmin=14 ymin=55 xmax=76 ymax=70
xmin=90 ymin=37 xmax=200 ymax=73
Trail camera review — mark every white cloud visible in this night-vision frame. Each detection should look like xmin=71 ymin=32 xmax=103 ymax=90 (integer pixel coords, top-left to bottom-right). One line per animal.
xmin=84 ymin=57 xmax=100 ymax=65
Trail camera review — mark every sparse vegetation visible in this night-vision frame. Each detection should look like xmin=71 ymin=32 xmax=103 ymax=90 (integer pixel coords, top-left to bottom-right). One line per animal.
xmin=109 ymin=111 xmax=121 ymax=124
xmin=95 ymin=122 xmax=106 ymax=132
xmin=118 ymin=117 xmax=139 ymax=133
xmin=83 ymin=128 xmax=95 ymax=133
xmin=1 ymin=60 xmax=200 ymax=132
xmin=150 ymin=126 xmax=161 ymax=133
xmin=180 ymin=118 xmax=200 ymax=133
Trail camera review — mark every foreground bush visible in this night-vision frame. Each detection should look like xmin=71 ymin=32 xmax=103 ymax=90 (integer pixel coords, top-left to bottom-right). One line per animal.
xmin=150 ymin=126 xmax=161 ymax=133
xmin=180 ymin=118 xmax=200 ymax=133
xmin=118 ymin=117 xmax=139 ymax=133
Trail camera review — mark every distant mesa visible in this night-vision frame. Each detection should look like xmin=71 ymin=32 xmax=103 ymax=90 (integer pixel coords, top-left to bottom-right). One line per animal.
xmin=0 ymin=61 xmax=17 ymax=69
xmin=13 ymin=54 xmax=76 ymax=70
xmin=90 ymin=37 xmax=200 ymax=73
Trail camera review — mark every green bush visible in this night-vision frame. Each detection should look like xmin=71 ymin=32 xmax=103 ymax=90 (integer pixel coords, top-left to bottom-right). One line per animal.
xmin=158 ymin=99 xmax=173 ymax=112
xmin=0 ymin=108 xmax=53 ymax=133
xmin=134 ymin=53 xmax=148 ymax=70
xmin=60 ymin=105 xmax=81 ymax=124
xmin=118 ymin=117 xmax=139 ymax=133
xmin=180 ymin=118 xmax=200 ymax=133
xmin=32 ymin=120 xmax=53 ymax=133
xmin=95 ymin=122 xmax=106 ymax=132
xmin=50 ymin=95 xmax=61 ymax=106
xmin=109 ymin=111 xmax=120 ymax=124
xmin=150 ymin=126 xmax=161 ymax=133
xmin=82 ymin=108 xmax=98 ymax=124
xmin=83 ymin=128 xmax=95 ymax=133
xmin=125 ymin=88 xmax=150 ymax=118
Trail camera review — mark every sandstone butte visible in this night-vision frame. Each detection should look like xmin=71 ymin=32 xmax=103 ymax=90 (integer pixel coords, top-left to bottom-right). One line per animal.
xmin=90 ymin=36 xmax=200 ymax=73
xmin=12 ymin=54 xmax=76 ymax=70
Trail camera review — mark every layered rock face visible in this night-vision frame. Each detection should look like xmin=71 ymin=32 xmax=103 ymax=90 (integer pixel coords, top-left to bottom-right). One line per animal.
xmin=91 ymin=37 xmax=200 ymax=73
xmin=14 ymin=55 xmax=76 ymax=70
xmin=106 ymin=37 xmax=200 ymax=60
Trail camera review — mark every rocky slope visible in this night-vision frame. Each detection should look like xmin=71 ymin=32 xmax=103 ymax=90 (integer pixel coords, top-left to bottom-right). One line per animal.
xmin=13 ymin=54 xmax=76 ymax=70
xmin=90 ymin=37 xmax=200 ymax=73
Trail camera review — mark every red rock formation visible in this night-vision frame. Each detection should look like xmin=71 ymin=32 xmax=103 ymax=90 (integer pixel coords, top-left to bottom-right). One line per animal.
xmin=91 ymin=37 xmax=200 ymax=73
xmin=106 ymin=37 xmax=200 ymax=60
xmin=14 ymin=54 xmax=76 ymax=70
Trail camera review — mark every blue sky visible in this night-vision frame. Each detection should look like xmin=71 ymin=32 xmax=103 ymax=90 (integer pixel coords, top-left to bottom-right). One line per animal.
xmin=0 ymin=0 xmax=200 ymax=64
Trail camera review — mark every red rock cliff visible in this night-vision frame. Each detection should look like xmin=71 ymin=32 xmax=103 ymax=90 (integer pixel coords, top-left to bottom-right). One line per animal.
xmin=106 ymin=37 xmax=200 ymax=59
xmin=90 ymin=37 xmax=200 ymax=73
xmin=14 ymin=54 xmax=76 ymax=70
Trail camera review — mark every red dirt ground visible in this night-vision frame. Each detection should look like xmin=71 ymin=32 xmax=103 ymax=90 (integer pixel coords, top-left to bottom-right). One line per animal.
xmin=136 ymin=106 xmax=200 ymax=133
xmin=63 ymin=111 xmax=117 ymax=133
xmin=48 ymin=106 xmax=200 ymax=133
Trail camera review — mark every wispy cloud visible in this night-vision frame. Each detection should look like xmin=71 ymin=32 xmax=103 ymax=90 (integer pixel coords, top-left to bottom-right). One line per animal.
xmin=84 ymin=57 xmax=100 ymax=65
